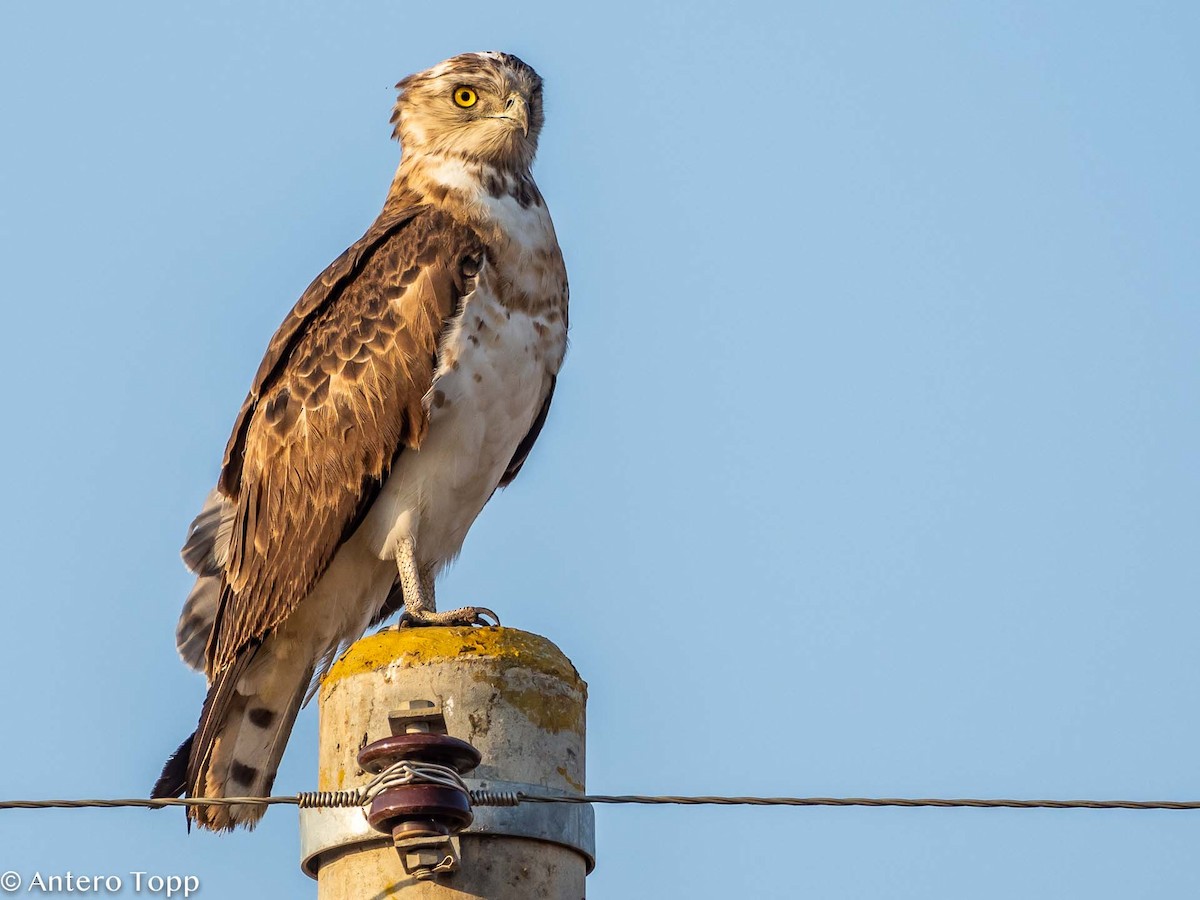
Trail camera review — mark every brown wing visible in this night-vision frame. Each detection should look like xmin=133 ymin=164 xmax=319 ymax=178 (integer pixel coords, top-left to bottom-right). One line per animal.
xmin=205 ymin=205 xmax=483 ymax=677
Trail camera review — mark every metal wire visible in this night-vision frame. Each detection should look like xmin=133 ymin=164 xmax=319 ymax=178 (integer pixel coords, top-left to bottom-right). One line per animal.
xmin=294 ymin=759 xmax=473 ymax=809
xmin=360 ymin=760 xmax=470 ymax=809
xmin=3 ymin=794 xmax=1200 ymax=812
xmin=0 ymin=797 xmax=298 ymax=811
xmin=295 ymin=791 xmax=361 ymax=809
xmin=470 ymin=790 xmax=522 ymax=807
xmin=515 ymin=795 xmax=1200 ymax=811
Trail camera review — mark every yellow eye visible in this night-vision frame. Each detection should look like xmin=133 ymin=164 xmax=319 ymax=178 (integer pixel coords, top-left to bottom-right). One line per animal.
xmin=453 ymin=87 xmax=477 ymax=108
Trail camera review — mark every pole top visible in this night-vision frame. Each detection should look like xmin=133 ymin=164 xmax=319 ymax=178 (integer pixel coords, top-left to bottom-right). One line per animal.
xmin=322 ymin=626 xmax=586 ymax=698
xmin=307 ymin=625 xmax=593 ymax=889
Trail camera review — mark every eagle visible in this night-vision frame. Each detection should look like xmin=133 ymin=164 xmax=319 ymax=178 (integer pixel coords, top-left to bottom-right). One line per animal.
xmin=151 ymin=52 xmax=567 ymax=830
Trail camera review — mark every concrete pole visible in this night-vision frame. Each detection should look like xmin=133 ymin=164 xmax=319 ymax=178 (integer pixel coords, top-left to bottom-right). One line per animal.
xmin=299 ymin=626 xmax=593 ymax=899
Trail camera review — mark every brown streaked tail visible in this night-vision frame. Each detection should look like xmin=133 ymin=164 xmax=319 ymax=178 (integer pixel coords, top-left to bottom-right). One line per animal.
xmin=151 ymin=641 xmax=312 ymax=830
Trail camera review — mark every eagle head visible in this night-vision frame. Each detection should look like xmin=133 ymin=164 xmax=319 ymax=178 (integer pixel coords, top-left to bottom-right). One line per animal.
xmin=391 ymin=52 xmax=545 ymax=170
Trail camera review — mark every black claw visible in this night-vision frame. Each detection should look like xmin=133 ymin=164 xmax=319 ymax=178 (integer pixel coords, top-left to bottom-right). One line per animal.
xmin=396 ymin=606 xmax=500 ymax=628
xmin=473 ymin=608 xmax=501 ymax=627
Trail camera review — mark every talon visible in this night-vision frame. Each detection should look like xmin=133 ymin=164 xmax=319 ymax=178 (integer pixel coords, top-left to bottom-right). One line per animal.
xmin=473 ymin=608 xmax=501 ymax=627
xmin=397 ymin=605 xmax=501 ymax=628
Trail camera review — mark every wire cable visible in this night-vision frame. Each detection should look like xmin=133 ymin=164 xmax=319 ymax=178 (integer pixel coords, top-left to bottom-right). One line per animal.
xmin=4 ymin=794 xmax=1200 ymax=813
xmin=515 ymin=795 xmax=1200 ymax=811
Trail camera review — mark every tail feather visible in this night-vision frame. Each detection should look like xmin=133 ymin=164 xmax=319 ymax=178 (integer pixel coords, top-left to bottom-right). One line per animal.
xmin=152 ymin=640 xmax=312 ymax=831
xmin=175 ymin=489 xmax=235 ymax=672
xmin=175 ymin=577 xmax=220 ymax=672
xmin=151 ymin=732 xmax=194 ymax=800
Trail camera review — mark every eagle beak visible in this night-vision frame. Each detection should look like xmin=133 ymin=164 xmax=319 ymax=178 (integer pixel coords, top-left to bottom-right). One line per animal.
xmin=500 ymin=93 xmax=530 ymax=137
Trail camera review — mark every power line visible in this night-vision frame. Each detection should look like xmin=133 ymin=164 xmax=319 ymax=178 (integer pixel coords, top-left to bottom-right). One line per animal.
xmin=3 ymin=793 xmax=1200 ymax=813
xmin=522 ymin=795 xmax=1200 ymax=811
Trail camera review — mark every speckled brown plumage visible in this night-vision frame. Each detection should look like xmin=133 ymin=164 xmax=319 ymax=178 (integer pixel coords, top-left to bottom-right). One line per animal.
xmin=207 ymin=206 xmax=483 ymax=678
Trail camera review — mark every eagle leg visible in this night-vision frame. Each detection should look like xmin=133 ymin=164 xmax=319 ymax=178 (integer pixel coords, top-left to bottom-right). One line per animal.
xmin=392 ymin=536 xmax=500 ymax=627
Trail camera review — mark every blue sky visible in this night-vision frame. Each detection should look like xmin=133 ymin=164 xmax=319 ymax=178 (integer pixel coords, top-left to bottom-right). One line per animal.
xmin=1 ymin=2 xmax=1197 ymax=897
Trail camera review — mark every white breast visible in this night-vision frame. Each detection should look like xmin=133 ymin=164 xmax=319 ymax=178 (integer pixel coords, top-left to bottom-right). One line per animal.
xmin=359 ymin=271 xmax=563 ymax=571
xmin=303 ymin=163 xmax=567 ymax=644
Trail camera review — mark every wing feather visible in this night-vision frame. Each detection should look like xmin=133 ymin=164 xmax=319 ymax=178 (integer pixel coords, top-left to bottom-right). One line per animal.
xmin=205 ymin=206 xmax=483 ymax=677
xmin=498 ymin=375 xmax=556 ymax=487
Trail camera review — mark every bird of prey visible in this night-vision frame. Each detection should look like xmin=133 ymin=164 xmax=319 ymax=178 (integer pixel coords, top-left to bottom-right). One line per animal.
xmin=152 ymin=52 xmax=567 ymax=830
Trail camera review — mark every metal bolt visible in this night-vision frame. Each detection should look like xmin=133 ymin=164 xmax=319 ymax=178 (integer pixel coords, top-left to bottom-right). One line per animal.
xmin=394 ymin=834 xmax=459 ymax=880
xmin=405 ymin=848 xmax=442 ymax=868
xmin=389 ymin=699 xmax=444 ymax=735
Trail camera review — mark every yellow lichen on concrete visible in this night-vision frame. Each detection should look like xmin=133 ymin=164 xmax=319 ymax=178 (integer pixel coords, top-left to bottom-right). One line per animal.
xmin=479 ymin=677 xmax=584 ymax=735
xmin=557 ymin=766 xmax=585 ymax=792
xmin=323 ymin=626 xmax=585 ymax=694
